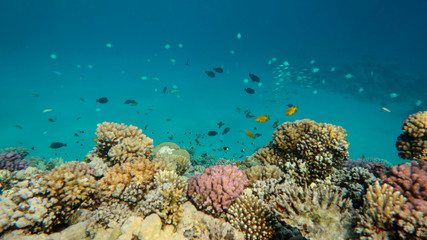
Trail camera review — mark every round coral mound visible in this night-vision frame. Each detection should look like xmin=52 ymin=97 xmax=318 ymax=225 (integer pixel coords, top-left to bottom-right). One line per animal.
xmin=396 ymin=111 xmax=427 ymax=159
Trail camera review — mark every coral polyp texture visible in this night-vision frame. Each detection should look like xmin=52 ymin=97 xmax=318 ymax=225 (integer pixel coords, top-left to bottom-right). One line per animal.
xmin=89 ymin=122 xmax=154 ymax=167
xmin=0 ymin=161 xmax=98 ymax=233
xmin=396 ymin=111 xmax=427 ymax=159
xmin=356 ymin=181 xmax=407 ymax=239
xmin=254 ymin=119 xmax=349 ymax=185
xmin=381 ymin=156 xmax=427 ymax=239
xmin=99 ymin=156 xmax=160 ymax=204
xmin=187 ymin=164 xmax=248 ymax=214
xmin=0 ymin=152 xmax=29 ymax=172
xmin=226 ymin=190 xmax=275 ymax=240
xmin=271 ymin=183 xmax=355 ymax=240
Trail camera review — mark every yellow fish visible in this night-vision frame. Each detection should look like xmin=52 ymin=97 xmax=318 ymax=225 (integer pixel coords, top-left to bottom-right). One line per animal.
xmin=256 ymin=115 xmax=270 ymax=122
xmin=93 ymin=137 xmax=98 ymax=142
xmin=245 ymin=130 xmax=254 ymax=138
xmin=285 ymin=106 xmax=298 ymax=116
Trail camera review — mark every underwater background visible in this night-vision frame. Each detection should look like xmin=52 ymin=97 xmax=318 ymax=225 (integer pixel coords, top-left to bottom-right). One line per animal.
xmin=1 ymin=0 xmax=427 ymax=165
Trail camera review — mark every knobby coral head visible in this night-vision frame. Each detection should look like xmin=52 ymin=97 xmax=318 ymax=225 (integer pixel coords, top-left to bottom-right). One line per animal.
xmin=188 ymin=164 xmax=248 ymax=212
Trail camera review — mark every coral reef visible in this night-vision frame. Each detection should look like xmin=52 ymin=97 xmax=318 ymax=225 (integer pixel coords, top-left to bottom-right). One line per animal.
xmin=138 ymin=170 xmax=188 ymax=227
xmin=271 ymin=183 xmax=355 ymax=240
xmin=153 ymin=145 xmax=191 ymax=175
xmin=396 ymin=111 xmax=427 ymax=159
xmin=254 ymin=119 xmax=349 ymax=185
xmin=243 ymin=164 xmax=284 ymax=186
xmin=99 ymin=156 xmax=159 ymax=204
xmin=0 ymin=147 xmax=29 ymax=158
xmin=188 ymin=164 xmax=248 ymax=214
xmin=88 ymin=122 xmax=154 ymax=167
xmin=0 ymin=152 xmax=28 ymax=172
xmin=356 ymin=181 xmax=406 ymax=239
xmin=0 ymin=161 xmax=98 ymax=233
xmin=226 ymin=189 xmax=275 ymax=240
xmin=330 ymin=167 xmax=378 ymax=209
xmin=381 ymin=158 xmax=427 ymax=239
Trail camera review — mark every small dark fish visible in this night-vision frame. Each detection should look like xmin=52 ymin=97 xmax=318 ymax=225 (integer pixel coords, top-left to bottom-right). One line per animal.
xmin=205 ymin=71 xmax=216 ymax=78
xmin=76 ymin=116 xmax=82 ymax=120
xmin=235 ymin=107 xmax=241 ymax=113
xmin=166 ymin=118 xmax=172 ymax=122
xmin=213 ymin=67 xmax=223 ymax=73
xmin=253 ymin=133 xmax=262 ymax=138
xmin=96 ymin=97 xmax=108 ymax=104
xmin=31 ymin=93 xmax=40 ymax=98
xmin=48 ymin=118 xmax=55 ymax=122
xmin=286 ymin=104 xmax=294 ymax=107
xmin=245 ymin=112 xmax=255 ymax=118
xmin=218 ymin=122 xmax=225 ymax=128
xmin=124 ymin=99 xmax=138 ymax=106
xmin=74 ymin=133 xmax=79 ymax=137
xmin=13 ymin=124 xmax=23 ymax=130
xmin=244 ymin=88 xmax=255 ymax=94
xmin=80 ymin=97 xmax=85 ymax=102
xmin=49 ymin=142 xmax=67 ymax=149
xmin=30 ymin=147 xmax=35 ymax=150
xmin=272 ymin=120 xmax=279 ymax=128
xmin=163 ymin=87 xmax=167 ymax=94
xmin=185 ymin=59 xmax=190 ymax=66
xmin=144 ymin=124 xmax=148 ymax=130
xmin=207 ymin=131 xmax=218 ymax=136
xmin=222 ymin=127 xmax=230 ymax=135
xmin=249 ymin=73 xmax=260 ymax=82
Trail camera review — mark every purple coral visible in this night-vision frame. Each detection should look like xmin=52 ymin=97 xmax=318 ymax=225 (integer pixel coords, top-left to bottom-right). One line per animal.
xmin=188 ymin=164 xmax=248 ymax=212
xmin=0 ymin=152 xmax=29 ymax=172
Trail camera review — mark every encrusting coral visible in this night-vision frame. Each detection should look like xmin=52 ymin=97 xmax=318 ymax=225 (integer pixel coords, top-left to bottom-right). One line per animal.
xmin=271 ymin=183 xmax=355 ymax=240
xmin=243 ymin=164 xmax=284 ymax=186
xmin=226 ymin=189 xmax=275 ymax=240
xmin=0 ymin=152 xmax=29 ymax=172
xmin=396 ymin=111 xmax=427 ymax=159
xmin=254 ymin=119 xmax=349 ymax=185
xmin=188 ymin=164 xmax=248 ymax=215
xmin=153 ymin=147 xmax=191 ymax=175
xmin=356 ymin=181 xmax=406 ymax=239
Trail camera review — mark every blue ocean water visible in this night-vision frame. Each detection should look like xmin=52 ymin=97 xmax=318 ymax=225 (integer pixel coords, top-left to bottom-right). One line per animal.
xmin=1 ymin=0 xmax=426 ymax=165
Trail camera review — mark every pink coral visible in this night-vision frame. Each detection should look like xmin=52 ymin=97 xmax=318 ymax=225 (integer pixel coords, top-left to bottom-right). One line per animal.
xmin=381 ymin=159 xmax=427 ymax=216
xmin=188 ymin=164 xmax=248 ymax=212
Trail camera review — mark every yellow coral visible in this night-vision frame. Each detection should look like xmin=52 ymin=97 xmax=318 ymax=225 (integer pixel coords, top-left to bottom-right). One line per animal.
xmin=397 ymin=111 xmax=427 ymax=159
xmin=243 ymin=165 xmax=284 ymax=186
xmin=99 ymin=157 xmax=159 ymax=204
xmin=226 ymin=190 xmax=275 ymax=240
xmin=356 ymin=181 xmax=406 ymax=239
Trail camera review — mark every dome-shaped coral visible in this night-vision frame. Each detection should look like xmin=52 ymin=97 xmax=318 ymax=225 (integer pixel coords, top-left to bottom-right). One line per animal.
xmin=254 ymin=119 xmax=349 ymax=185
xmin=396 ymin=111 xmax=427 ymax=159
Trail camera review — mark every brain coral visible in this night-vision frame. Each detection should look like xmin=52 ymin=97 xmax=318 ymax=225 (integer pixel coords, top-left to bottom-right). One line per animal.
xmin=272 ymin=184 xmax=355 ymax=240
xmin=396 ymin=111 xmax=427 ymax=159
xmin=226 ymin=190 xmax=275 ymax=240
xmin=92 ymin=122 xmax=154 ymax=166
xmin=187 ymin=164 xmax=248 ymax=214
xmin=254 ymin=119 xmax=349 ymax=185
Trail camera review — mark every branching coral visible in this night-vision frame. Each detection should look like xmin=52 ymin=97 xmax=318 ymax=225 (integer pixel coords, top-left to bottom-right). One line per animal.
xmin=271 ymin=183 xmax=355 ymax=240
xmin=356 ymin=181 xmax=406 ymax=239
xmin=254 ymin=119 xmax=349 ymax=185
xmin=187 ymin=164 xmax=248 ymax=214
xmin=88 ymin=122 xmax=154 ymax=167
xmin=381 ymin=157 xmax=427 ymax=239
xmin=99 ymin=156 xmax=159 ymax=204
xmin=0 ymin=161 xmax=98 ymax=233
xmin=138 ymin=170 xmax=188 ymax=227
xmin=226 ymin=190 xmax=275 ymax=240
xmin=0 ymin=152 xmax=28 ymax=172
xmin=396 ymin=111 xmax=427 ymax=159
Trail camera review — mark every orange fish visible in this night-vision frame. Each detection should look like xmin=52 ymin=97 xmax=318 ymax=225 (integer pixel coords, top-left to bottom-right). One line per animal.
xmin=285 ymin=106 xmax=298 ymax=116
xmin=93 ymin=137 xmax=98 ymax=142
xmin=245 ymin=130 xmax=254 ymax=138
xmin=256 ymin=115 xmax=270 ymax=122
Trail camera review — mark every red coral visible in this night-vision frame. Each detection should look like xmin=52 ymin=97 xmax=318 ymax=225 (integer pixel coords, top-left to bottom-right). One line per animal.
xmin=188 ymin=164 xmax=248 ymax=212
xmin=381 ymin=159 xmax=427 ymax=215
